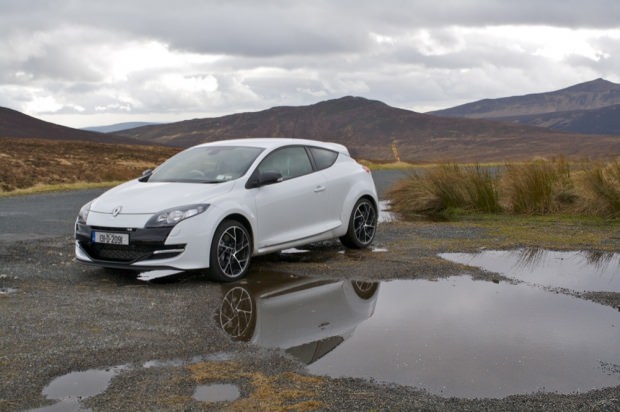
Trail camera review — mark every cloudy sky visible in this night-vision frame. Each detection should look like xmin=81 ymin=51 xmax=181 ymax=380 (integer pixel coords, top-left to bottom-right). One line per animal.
xmin=1 ymin=0 xmax=619 ymax=128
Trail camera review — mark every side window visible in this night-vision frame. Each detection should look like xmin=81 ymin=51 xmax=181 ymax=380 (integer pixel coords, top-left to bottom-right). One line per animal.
xmin=257 ymin=146 xmax=313 ymax=180
xmin=309 ymin=147 xmax=338 ymax=170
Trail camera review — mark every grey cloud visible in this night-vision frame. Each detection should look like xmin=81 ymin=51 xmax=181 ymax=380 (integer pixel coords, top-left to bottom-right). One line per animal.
xmin=23 ymin=46 xmax=102 ymax=82
xmin=3 ymin=1 xmax=620 ymax=59
xmin=1 ymin=0 xmax=619 ymax=126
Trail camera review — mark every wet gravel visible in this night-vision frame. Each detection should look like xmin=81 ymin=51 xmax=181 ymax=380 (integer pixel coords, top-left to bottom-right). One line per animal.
xmin=1 ymin=221 xmax=619 ymax=411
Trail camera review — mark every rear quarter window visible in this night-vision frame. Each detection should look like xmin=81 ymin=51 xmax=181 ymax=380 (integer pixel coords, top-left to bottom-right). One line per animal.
xmin=309 ymin=147 xmax=338 ymax=171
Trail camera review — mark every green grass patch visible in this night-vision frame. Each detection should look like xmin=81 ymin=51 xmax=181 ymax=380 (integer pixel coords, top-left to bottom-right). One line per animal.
xmin=389 ymin=213 xmax=620 ymax=253
xmin=359 ymin=160 xmax=417 ymax=170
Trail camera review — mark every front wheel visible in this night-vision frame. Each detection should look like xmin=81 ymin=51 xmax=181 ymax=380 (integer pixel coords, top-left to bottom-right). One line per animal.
xmin=340 ymin=198 xmax=377 ymax=249
xmin=209 ymin=220 xmax=252 ymax=282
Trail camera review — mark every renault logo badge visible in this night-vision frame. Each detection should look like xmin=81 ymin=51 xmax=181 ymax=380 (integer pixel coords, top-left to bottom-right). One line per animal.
xmin=112 ymin=206 xmax=122 ymax=217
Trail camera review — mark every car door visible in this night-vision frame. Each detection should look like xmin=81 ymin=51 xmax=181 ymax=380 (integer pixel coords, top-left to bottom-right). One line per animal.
xmin=252 ymin=146 xmax=331 ymax=249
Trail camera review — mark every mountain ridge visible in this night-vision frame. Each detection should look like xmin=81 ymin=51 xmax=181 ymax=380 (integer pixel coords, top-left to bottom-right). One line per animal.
xmin=118 ymin=95 xmax=620 ymax=162
xmin=429 ymin=78 xmax=620 ymax=120
xmin=2 ymin=87 xmax=620 ymax=163
xmin=0 ymin=107 xmax=147 ymax=145
xmin=495 ymin=104 xmax=620 ymax=135
xmin=83 ymin=122 xmax=163 ymax=134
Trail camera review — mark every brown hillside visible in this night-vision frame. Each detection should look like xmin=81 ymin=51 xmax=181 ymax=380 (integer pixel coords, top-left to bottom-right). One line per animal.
xmin=120 ymin=96 xmax=620 ymax=162
xmin=0 ymin=137 xmax=179 ymax=192
xmin=488 ymin=104 xmax=620 ymax=136
xmin=0 ymin=107 xmax=144 ymax=145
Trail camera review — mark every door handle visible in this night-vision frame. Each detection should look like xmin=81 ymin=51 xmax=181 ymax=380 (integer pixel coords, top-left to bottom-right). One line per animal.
xmin=313 ymin=185 xmax=326 ymax=193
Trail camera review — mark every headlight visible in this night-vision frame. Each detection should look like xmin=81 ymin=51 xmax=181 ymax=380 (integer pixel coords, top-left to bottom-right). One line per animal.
xmin=77 ymin=201 xmax=93 ymax=224
xmin=145 ymin=204 xmax=210 ymax=228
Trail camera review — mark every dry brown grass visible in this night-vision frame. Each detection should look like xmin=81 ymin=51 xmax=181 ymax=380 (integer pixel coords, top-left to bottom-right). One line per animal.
xmin=388 ymin=158 xmax=620 ymax=219
xmin=503 ymin=157 xmax=574 ymax=214
xmin=188 ymin=360 xmax=325 ymax=411
xmin=388 ymin=163 xmax=501 ymax=219
xmin=0 ymin=137 xmax=179 ymax=192
xmin=581 ymin=159 xmax=620 ymax=217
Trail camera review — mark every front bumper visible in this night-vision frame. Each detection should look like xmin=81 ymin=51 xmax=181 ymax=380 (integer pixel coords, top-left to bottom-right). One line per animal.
xmin=75 ymin=223 xmax=186 ymax=270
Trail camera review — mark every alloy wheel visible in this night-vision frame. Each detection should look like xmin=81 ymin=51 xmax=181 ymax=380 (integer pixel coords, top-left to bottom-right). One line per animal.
xmin=353 ymin=201 xmax=377 ymax=245
xmin=217 ymin=225 xmax=250 ymax=278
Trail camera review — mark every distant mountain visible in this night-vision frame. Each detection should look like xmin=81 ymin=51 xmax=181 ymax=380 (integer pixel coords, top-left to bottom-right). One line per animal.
xmin=497 ymin=104 xmax=620 ymax=135
xmin=119 ymin=96 xmax=620 ymax=162
xmin=3 ymin=97 xmax=619 ymax=163
xmin=429 ymin=78 xmax=620 ymax=120
xmin=83 ymin=122 xmax=162 ymax=134
xmin=0 ymin=107 xmax=144 ymax=145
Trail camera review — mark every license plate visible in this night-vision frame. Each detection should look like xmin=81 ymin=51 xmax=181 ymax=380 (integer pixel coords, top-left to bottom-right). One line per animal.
xmin=91 ymin=231 xmax=129 ymax=245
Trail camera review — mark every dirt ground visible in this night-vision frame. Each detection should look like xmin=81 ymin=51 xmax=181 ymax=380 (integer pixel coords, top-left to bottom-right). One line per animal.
xmin=1 ymin=218 xmax=619 ymax=411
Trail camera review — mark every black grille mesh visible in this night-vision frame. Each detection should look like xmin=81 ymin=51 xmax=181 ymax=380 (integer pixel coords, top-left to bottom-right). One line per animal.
xmin=82 ymin=243 xmax=183 ymax=263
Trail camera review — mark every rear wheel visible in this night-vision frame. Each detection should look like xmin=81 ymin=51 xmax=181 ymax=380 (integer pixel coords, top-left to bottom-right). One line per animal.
xmin=340 ymin=198 xmax=377 ymax=248
xmin=209 ymin=220 xmax=252 ymax=282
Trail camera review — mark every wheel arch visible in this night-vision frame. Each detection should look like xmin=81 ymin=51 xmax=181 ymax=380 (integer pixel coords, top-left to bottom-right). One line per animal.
xmin=340 ymin=186 xmax=379 ymax=231
xmin=221 ymin=212 xmax=255 ymax=252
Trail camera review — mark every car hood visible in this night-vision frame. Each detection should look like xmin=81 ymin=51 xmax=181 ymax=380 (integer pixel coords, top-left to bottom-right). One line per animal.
xmin=91 ymin=179 xmax=236 ymax=214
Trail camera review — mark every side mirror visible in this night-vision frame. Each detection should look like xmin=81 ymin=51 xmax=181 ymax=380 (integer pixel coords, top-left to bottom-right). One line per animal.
xmin=246 ymin=170 xmax=283 ymax=189
xmin=138 ymin=169 xmax=153 ymax=182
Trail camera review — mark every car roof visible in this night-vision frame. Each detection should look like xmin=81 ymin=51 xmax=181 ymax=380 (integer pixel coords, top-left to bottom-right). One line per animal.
xmin=196 ymin=138 xmax=350 ymax=155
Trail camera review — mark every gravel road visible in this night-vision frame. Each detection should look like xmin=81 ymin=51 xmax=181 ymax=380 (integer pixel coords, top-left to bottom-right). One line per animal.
xmin=1 ymin=172 xmax=619 ymax=411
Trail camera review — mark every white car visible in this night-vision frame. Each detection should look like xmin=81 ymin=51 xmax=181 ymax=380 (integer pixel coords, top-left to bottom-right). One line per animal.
xmin=75 ymin=138 xmax=378 ymax=281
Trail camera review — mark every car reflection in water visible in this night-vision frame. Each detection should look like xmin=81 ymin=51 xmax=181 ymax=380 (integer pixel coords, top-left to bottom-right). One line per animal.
xmin=218 ymin=272 xmax=379 ymax=364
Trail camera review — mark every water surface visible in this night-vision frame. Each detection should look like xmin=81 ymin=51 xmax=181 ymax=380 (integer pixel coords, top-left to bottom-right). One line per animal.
xmin=441 ymin=249 xmax=620 ymax=292
xmin=305 ymin=277 xmax=620 ymax=398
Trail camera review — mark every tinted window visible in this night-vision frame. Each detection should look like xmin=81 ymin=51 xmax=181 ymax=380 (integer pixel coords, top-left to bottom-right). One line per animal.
xmin=149 ymin=146 xmax=263 ymax=183
xmin=309 ymin=147 xmax=338 ymax=170
xmin=257 ymin=146 xmax=313 ymax=180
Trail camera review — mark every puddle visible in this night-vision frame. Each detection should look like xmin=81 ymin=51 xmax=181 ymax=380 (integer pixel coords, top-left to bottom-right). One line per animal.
xmin=31 ymin=354 xmax=241 ymax=410
xmin=440 ymin=249 xmax=620 ymax=293
xmin=217 ymin=274 xmax=620 ymax=399
xmin=308 ymin=277 xmax=620 ymax=398
xmin=31 ymin=365 xmax=127 ymax=411
xmin=217 ymin=273 xmax=379 ymax=364
xmin=280 ymin=248 xmax=311 ymax=254
xmin=137 ymin=269 xmax=184 ymax=282
xmin=378 ymin=200 xmax=396 ymax=223
xmin=0 ymin=274 xmax=18 ymax=295
xmin=193 ymin=383 xmax=240 ymax=403
xmin=370 ymin=246 xmax=388 ymax=253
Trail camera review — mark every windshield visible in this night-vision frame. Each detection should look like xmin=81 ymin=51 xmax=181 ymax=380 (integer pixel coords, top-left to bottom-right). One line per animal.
xmin=148 ymin=146 xmax=264 ymax=183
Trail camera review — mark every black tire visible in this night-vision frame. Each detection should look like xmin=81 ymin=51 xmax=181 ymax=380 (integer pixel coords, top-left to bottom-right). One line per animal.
xmin=209 ymin=219 xmax=252 ymax=282
xmin=340 ymin=198 xmax=377 ymax=249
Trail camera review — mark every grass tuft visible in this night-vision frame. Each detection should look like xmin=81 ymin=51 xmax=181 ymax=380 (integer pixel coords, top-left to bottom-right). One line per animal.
xmin=503 ymin=157 xmax=573 ymax=215
xmin=582 ymin=159 xmax=620 ymax=217
xmin=388 ymin=158 xmax=620 ymax=220
xmin=387 ymin=163 xmax=501 ymax=219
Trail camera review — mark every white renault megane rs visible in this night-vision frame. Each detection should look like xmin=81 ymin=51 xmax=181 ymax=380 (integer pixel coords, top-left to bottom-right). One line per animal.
xmin=75 ymin=138 xmax=378 ymax=281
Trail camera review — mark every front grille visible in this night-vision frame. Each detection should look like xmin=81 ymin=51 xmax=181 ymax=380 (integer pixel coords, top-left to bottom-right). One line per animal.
xmin=81 ymin=242 xmax=185 ymax=263
xmin=76 ymin=224 xmax=183 ymax=264
xmin=89 ymin=244 xmax=157 ymax=262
